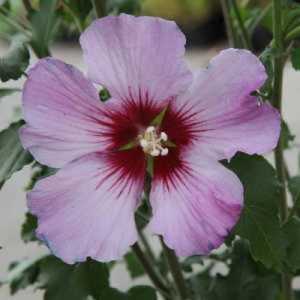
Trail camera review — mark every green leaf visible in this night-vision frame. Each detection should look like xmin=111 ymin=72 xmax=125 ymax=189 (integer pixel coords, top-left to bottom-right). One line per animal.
xmin=288 ymin=176 xmax=300 ymax=208
xmin=63 ymin=0 xmax=92 ymax=27
xmin=21 ymin=213 xmax=38 ymax=243
xmin=0 ymin=255 xmax=46 ymax=294
xmin=100 ymin=287 xmax=127 ymax=300
xmin=0 ymin=39 xmax=29 ymax=82
xmin=29 ymin=0 xmax=59 ymax=57
xmin=291 ymin=48 xmax=300 ymax=70
xmin=106 ymin=0 xmax=141 ymax=14
xmin=100 ymin=286 xmax=157 ymax=300
xmin=282 ymin=120 xmax=295 ymax=149
xmin=124 ymin=252 xmax=145 ymax=279
xmin=38 ymin=256 xmax=109 ymax=300
xmin=189 ymin=240 xmax=280 ymax=300
xmin=227 ymin=154 xmax=285 ymax=271
xmin=1 ymin=255 xmax=110 ymax=299
xmin=26 ymin=164 xmax=57 ymax=191
xmin=128 ymin=286 xmax=157 ymax=300
xmin=0 ymin=121 xmax=33 ymax=188
xmin=283 ymin=217 xmax=300 ymax=272
xmin=0 ymin=88 xmax=21 ymax=100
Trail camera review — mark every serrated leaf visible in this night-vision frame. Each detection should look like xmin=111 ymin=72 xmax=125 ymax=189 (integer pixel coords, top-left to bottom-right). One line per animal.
xmin=0 ymin=88 xmax=21 ymax=100
xmin=0 ymin=40 xmax=29 ymax=82
xmin=124 ymin=252 xmax=145 ymax=279
xmin=21 ymin=213 xmax=38 ymax=243
xmin=283 ymin=217 xmax=300 ymax=272
xmin=291 ymin=48 xmax=300 ymax=70
xmin=227 ymin=154 xmax=285 ymax=271
xmin=0 ymin=121 xmax=33 ymax=188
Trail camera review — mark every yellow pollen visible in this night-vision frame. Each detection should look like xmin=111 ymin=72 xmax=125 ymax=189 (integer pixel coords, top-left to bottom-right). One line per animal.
xmin=139 ymin=126 xmax=169 ymax=157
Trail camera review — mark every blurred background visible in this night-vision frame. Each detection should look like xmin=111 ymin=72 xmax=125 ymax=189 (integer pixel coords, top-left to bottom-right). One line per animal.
xmin=1 ymin=0 xmax=300 ymax=299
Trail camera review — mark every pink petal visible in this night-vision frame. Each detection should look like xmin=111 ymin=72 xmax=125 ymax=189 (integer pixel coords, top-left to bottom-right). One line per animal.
xmin=174 ymin=49 xmax=280 ymax=160
xmin=20 ymin=58 xmax=111 ymax=168
xmin=28 ymin=153 xmax=144 ymax=263
xmin=149 ymin=150 xmax=243 ymax=256
xmin=80 ymin=14 xmax=192 ymax=103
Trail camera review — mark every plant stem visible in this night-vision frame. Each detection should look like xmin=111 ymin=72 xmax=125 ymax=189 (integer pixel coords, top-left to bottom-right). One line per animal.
xmin=231 ymin=0 xmax=252 ymax=49
xmin=138 ymin=230 xmax=156 ymax=263
xmin=160 ymin=238 xmax=189 ymax=300
xmin=132 ymin=243 xmax=170 ymax=299
xmin=91 ymin=0 xmax=105 ymax=18
xmin=272 ymin=1 xmax=293 ymax=299
xmin=220 ymin=0 xmax=235 ymax=47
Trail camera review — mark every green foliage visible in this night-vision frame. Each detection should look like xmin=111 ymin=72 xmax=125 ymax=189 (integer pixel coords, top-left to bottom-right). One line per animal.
xmin=189 ymin=240 xmax=280 ymax=300
xmin=0 ymin=88 xmax=21 ymax=100
xmin=0 ymin=121 xmax=33 ymax=188
xmin=0 ymin=256 xmax=44 ymax=295
xmin=291 ymin=48 xmax=300 ymax=70
xmin=29 ymin=0 xmax=59 ymax=57
xmin=40 ymin=257 xmax=109 ymax=300
xmin=124 ymin=252 xmax=145 ymax=279
xmin=227 ymin=154 xmax=285 ymax=271
xmin=282 ymin=120 xmax=295 ymax=149
xmin=21 ymin=213 xmax=38 ymax=243
xmin=106 ymin=0 xmax=142 ymax=14
xmin=283 ymin=217 xmax=300 ymax=273
xmin=63 ymin=0 xmax=93 ymax=30
xmin=288 ymin=176 xmax=300 ymax=208
xmin=0 ymin=39 xmax=29 ymax=82
xmin=100 ymin=286 xmax=157 ymax=300
xmin=1 ymin=254 xmax=157 ymax=300
xmin=1 ymin=255 xmax=110 ymax=300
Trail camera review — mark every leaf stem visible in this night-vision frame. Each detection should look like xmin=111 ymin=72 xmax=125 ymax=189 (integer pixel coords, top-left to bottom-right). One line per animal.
xmin=220 ymin=0 xmax=235 ymax=47
xmin=272 ymin=1 xmax=293 ymax=299
xmin=160 ymin=238 xmax=189 ymax=300
xmin=131 ymin=243 xmax=170 ymax=299
xmin=231 ymin=0 xmax=252 ymax=49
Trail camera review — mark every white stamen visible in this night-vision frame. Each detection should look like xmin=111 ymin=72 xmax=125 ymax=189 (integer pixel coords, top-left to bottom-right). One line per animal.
xmin=146 ymin=126 xmax=155 ymax=133
xmin=140 ymin=139 xmax=148 ymax=148
xmin=161 ymin=148 xmax=169 ymax=156
xmin=139 ymin=126 xmax=170 ymax=157
xmin=150 ymin=149 xmax=160 ymax=156
xmin=160 ymin=132 xmax=168 ymax=142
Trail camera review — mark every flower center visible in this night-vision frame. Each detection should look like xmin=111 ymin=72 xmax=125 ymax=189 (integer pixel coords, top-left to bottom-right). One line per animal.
xmin=139 ymin=126 xmax=169 ymax=157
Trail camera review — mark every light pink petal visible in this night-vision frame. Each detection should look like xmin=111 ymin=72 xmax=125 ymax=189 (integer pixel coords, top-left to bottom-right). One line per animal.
xmin=28 ymin=153 xmax=144 ymax=263
xmin=174 ymin=48 xmax=280 ymax=160
xmin=80 ymin=14 xmax=192 ymax=103
xmin=149 ymin=150 xmax=243 ymax=256
xmin=20 ymin=58 xmax=111 ymax=168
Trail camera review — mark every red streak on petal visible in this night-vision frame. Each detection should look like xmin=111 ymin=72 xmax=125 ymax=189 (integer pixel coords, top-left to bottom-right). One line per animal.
xmin=101 ymin=99 xmax=195 ymax=188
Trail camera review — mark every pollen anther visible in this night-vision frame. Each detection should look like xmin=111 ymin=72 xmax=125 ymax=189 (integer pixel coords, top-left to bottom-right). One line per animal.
xmin=139 ymin=126 xmax=169 ymax=157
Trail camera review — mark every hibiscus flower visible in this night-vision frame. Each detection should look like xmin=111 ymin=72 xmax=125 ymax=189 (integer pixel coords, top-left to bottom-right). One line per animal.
xmin=20 ymin=14 xmax=280 ymax=264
